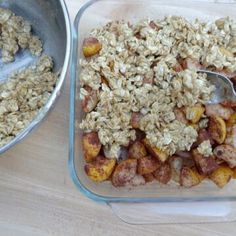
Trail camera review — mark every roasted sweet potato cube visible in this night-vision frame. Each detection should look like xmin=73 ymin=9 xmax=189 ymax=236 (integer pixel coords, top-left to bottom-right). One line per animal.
xmin=185 ymin=105 xmax=205 ymax=124
xmin=226 ymin=113 xmax=236 ymax=130
xmin=143 ymin=138 xmax=168 ymax=162
xmin=232 ymin=167 xmax=236 ymax=179
xmin=82 ymin=132 xmax=102 ymax=162
xmin=205 ymin=104 xmax=233 ymax=120
xmin=209 ymin=164 xmax=233 ymax=188
xmin=233 ymin=167 xmax=236 ymax=179
xmin=128 ymin=141 xmax=147 ymax=159
xmin=191 ymin=167 xmax=206 ymax=182
xmin=208 ymin=116 xmax=226 ymax=144
xmin=130 ymin=112 xmax=143 ymax=129
xmin=153 ymin=162 xmax=172 ymax=184
xmin=82 ymin=37 xmax=102 ymax=57
xmin=180 ymin=166 xmax=202 ymax=188
xmin=143 ymin=173 xmax=155 ymax=183
xmin=85 ymin=156 xmax=116 ymax=182
xmin=192 ymin=149 xmax=218 ymax=175
xmin=137 ymin=156 xmax=160 ymax=175
xmin=112 ymin=159 xmax=137 ymax=187
xmin=81 ymin=86 xmax=98 ymax=113
xmin=214 ymin=144 xmax=236 ymax=168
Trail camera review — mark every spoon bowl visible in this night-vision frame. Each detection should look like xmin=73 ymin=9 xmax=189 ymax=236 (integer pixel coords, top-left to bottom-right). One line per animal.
xmin=198 ymin=70 xmax=236 ymax=104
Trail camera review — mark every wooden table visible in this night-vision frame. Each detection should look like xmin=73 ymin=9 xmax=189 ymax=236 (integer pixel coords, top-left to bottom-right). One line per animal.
xmin=0 ymin=1 xmax=235 ymax=235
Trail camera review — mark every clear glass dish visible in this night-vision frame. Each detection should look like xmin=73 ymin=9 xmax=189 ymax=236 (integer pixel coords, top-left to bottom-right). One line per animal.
xmin=69 ymin=0 xmax=236 ymax=224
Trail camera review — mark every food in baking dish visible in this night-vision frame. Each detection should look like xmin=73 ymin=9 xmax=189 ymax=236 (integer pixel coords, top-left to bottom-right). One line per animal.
xmin=79 ymin=16 xmax=236 ymax=188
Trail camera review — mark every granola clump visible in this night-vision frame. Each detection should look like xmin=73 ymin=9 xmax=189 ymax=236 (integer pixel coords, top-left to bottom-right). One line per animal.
xmin=0 ymin=7 xmax=42 ymax=62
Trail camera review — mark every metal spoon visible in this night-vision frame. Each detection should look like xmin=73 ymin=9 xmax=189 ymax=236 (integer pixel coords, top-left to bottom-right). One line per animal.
xmin=198 ymin=70 xmax=236 ymax=104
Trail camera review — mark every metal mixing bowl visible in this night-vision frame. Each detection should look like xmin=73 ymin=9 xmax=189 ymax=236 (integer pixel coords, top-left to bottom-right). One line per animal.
xmin=0 ymin=0 xmax=71 ymax=153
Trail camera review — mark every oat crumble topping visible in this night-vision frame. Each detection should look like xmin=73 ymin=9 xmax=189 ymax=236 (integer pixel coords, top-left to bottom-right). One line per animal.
xmin=79 ymin=16 xmax=236 ymax=157
xmin=0 ymin=7 xmax=42 ymax=62
xmin=198 ymin=118 xmax=209 ymax=129
xmin=197 ymin=140 xmax=213 ymax=157
xmin=0 ymin=8 xmax=58 ymax=147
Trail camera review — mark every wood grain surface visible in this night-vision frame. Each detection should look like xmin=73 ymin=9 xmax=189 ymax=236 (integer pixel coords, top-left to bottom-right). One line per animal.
xmin=0 ymin=0 xmax=235 ymax=235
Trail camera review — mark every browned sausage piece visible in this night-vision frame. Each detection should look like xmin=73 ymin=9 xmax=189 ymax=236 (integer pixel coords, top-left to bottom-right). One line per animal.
xmin=192 ymin=149 xmax=218 ymax=175
xmin=137 ymin=156 xmax=160 ymax=175
xmin=193 ymin=129 xmax=214 ymax=147
xmin=221 ymin=101 xmax=236 ymax=108
xmin=180 ymin=58 xmax=202 ymax=70
xmin=172 ymin=62 xmax=183 ymax=72
xmin=130 ymin=112 xmax=144 ymax=129
xmin=81 ymin=86 xmax=98 ymax=113
xmin=180 ymin=166 xmax=201 ymax=188
xmin=143 ymin=173 xmax=155 ymax=183
xmin=214 ymin=144 xmax=236 ymax=168
xmin=153 ymin=162 xmax=172 ymax=184
xmin=128 ymin=141 xmax=147 ymax=159
xmin=174 ymin=108 xmax=188 ymax=125
xmin=112 ymin=159 xmax=137 ymax=187
xmin=205 ymin=104 xmax=233 ymax=120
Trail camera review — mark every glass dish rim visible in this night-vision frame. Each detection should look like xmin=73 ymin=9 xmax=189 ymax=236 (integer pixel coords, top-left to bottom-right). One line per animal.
xmin=68 ymin=0 xmax=236 ymax=203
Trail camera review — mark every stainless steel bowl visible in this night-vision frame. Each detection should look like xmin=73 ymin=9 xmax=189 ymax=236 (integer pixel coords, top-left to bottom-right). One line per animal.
xmin=0 ymin=0 xmax=71 ymax=153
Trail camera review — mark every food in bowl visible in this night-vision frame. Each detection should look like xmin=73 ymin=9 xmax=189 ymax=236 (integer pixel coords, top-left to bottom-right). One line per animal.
xmin=0 ymin=7 xmax=42 ymax=62
xmin=78 ymin=16 xmax=236 ymax=188
xmin=0 ymin=7 xmax=58 ymax=147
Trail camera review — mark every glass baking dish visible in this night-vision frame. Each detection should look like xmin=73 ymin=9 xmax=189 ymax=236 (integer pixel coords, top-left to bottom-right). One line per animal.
xmin=69 ymin=0 xmax=236 ymax=224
